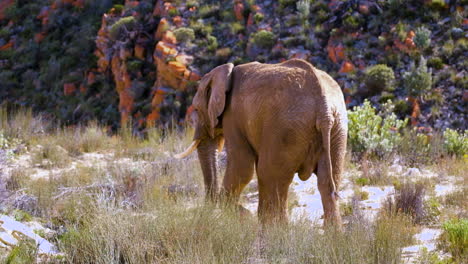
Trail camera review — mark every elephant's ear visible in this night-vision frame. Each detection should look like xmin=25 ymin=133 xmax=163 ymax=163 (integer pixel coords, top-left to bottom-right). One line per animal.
xmin=193 ymin=63 xmax=234 ymax=138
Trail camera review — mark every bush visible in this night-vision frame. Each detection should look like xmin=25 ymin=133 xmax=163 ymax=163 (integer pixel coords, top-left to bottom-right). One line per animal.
xmin=296 ymin=0 xmax=310 ymax=19
xmin=5 ymin=239 xmax=38 ymax=264
xmin=443 ymin=128 xmax=468 ymax=157
xmin=207 ymin=35 xmax=218 ymax=52
xmin=173 ymin=27 xmax=195 ymax=43
xmin=251 ymin=30 xmax=276 ymax=49
xmin=348 ymin=100 xmax=408 ymax=158
xmin=364 ymin=64 xmax=395 ymax=94
xmin=254 ymin=13 xmax=264 ymax=23
xmin=439 ymin=218 xmax=468 ymax=261
xmin=427 ymin=56 xmax=444 ymax=70
xmin=414 ymin=26 xmax=431 ymax=50
xmin=403 ymin=56 xmax=432 ymax=97
xmin=109 ymin=16 xmax=137 ymax=40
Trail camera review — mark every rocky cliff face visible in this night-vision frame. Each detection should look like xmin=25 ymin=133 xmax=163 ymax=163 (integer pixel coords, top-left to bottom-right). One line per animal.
xmin=0 ymin=0 xmax=466 ymax=131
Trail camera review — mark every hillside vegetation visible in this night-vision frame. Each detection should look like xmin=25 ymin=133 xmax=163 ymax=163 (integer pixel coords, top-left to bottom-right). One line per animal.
xmin=0 ymin=0 xmax=466 ymax=132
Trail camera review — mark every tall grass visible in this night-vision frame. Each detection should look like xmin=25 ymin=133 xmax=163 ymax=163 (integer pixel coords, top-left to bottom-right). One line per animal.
xmin=4 ymin=107 xmax=465 ymax=263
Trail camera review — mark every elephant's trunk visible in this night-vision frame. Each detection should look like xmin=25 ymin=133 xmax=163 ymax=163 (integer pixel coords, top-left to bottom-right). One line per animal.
xmin=197 ymin=138 xmax=218 ymax=201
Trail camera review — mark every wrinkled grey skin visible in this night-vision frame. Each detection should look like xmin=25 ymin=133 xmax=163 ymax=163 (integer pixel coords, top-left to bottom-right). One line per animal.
xmin=187 ymin=59 xmax=347 ymax=226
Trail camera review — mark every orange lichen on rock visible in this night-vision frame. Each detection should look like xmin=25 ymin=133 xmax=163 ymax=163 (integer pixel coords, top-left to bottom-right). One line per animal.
xmin=87 ymin=71 xmax=96 ymax=85
xmin=155 ymin=18 xmax=169 ymax=40
xmin=0 ymin=0 xmax=14 ymax=20
xmin=111 ymin=54 xmax=134 ymax=125
xmin=72 ymin=0 xmax=85 ymax=9
xmin=126 ymin=1 xmax=140 ymax=8
xmin=0 ymin=40 xmax=14 ymax=51
xmin=162 ymin=30 xmax=177 ymax=44
xmin=37 ymin=7 xmax=51 ymax=25
xmin=173 ymin=16 xmax=183 ymax=27
xmin=339 ymin=61 xmax=355 ymax=73
xmin=234 ymin=0 xmax=245 ymax=21
xmin=79 ymin=84 xmax=86 ymax=94
xmin=64 ymin=83 xmax=77 ymax=95
xmin=134 ymin=44 xmax=145 ymax=59
xmin=153 ymin=1 xmax=174 ymax=17
xmin=34 ymin=32 xmax=47 ymax=43
xmin=327 ymin=42 xmax=346 ymax=64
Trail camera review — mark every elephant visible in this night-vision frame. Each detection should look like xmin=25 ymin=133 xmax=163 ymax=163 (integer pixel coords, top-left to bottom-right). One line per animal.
xmin=175 ymin=59 xmax=348 ymax=226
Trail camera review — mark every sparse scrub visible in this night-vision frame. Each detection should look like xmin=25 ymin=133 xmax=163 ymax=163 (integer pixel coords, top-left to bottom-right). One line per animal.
xmin=398 ymin=128 xmax=444 ymax=165
xmin=31 ymin=141 xmax=71 ymax=168
xmin=0 ymin=107 xmax=48 ymax=144
xmin=383 ymin=182 xmax=426 ymax=223
xmin=373 ymin=213 xmax=416 ymax=262
xmin=442 ymin=189 xmax=467 ymax=209
xmin=438 ymin=218 xmax=468 ymax=261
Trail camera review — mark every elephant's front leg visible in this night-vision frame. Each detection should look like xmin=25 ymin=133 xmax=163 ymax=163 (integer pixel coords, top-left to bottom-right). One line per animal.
xmin=256 ymin=158 xmax=295 ymax=224
xmin=257 ymin=177 xmax=292 ymax=224
xmin=221 ymin=137 xmax=255 ymax=208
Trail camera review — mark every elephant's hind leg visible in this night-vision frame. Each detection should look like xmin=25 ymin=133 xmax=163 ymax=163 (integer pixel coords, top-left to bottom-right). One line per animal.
xmin=317 ymin=154 xmax=342 ymax=226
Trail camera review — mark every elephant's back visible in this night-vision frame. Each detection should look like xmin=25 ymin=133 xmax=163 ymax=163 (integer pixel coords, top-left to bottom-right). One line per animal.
xmin=228 ymin=60 xmax=322 ymax=152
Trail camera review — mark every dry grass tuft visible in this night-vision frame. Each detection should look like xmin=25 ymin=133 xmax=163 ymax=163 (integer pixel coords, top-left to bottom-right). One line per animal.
xmin=383 ymin=182 xmax=426 ymax=223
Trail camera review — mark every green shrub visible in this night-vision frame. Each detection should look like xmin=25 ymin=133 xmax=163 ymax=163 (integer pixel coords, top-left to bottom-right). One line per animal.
xmin=251 ymin=30 xmax=276 ymax=49
xmin=443 ymin=128 xmax=468 ymax=157
xmin=403 ymin=56 xmax=432 ymax=96
xmin=198 ymin=5 xmax=218 ymax=18
xmin=13 ymin=210 xmax=33 ymax=222
xmin=279 ymin=0 xmax=296 ymax=8
xmin=109 ymin=16 xmax=137 ymax=40
xmin=439 ymin=218 xmax=468 ymax=260
xmin=254 ymin=13 xmax=264 ymax=23
xmin=414 ymin=26 xmax=431 ymax=50
xmin=173 ymin=27 xmax=195 ymax=43
xmin=343 ymin=14 xmax=361 ymax=30
xmin=364 ymin=64 xmax=395 ymax=93
xmin=348 ymin=100 xmax=408 ymax=157
xmin=111 ymin=4 xmax=124 ymax=14
xmin=126 ymin=58 xmax=143 ymax=72
xmin=207 ymin=35 xmax=218 ymax=52
xmin=296 ymin=0 xmax=310 ymax=19
xmin=427 ymin=57 xmax=444 ymax=70
xmin=168 ymin=7 xmax=179 ymax=17
xmin=5 ymin=239 xmax=37 ymax=264
xmin=355 ymin=177 xmax=370 ymax=186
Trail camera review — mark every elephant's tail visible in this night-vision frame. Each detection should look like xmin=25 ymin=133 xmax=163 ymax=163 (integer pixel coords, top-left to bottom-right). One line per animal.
xmin=321 ymin=122 xmax=338 ymax=200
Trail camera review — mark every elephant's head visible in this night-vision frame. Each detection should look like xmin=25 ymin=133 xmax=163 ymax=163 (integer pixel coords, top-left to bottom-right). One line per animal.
xmin=174 ymin=63 xmax=234 ymax=200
